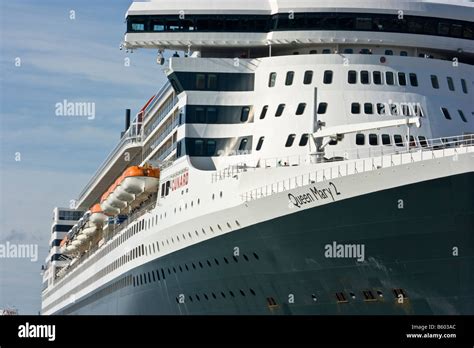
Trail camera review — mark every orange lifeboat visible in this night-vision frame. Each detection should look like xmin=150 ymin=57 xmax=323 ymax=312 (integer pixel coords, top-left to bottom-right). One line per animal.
xmin=100 ymin=165 xmax=160 ymax=215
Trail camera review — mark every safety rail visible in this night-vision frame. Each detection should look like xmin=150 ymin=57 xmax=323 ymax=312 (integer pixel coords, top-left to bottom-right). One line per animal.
xmin=76 ymin=128 xmax=141 ymax=204
xmin=143 ymin=81 xmax=172 ymax=121
xmin=240 ymin=134 xmax=474 ymax=202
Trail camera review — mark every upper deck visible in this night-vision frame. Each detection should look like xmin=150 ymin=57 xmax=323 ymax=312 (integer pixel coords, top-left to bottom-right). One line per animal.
xmin=124 ymin=0 xmax=474 ymax=55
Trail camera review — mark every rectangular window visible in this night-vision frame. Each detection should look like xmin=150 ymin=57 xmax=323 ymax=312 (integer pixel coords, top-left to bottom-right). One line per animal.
xmin=458 ymin=110 xmax=467 ymax=123
xmin=285 ymin=134 xmax=296 ymax=147
xmin=409 ymin=73 xmax=418 ymax=87
xmin=275 ymin=104 xmax=285 ymax=117
xmin=299 ymin=134 xmax=309 ymax=146
xmin=317 ymin=103 xmax=328 ymax=114
xmin=268 ymin=72 xmax=277 ymax=87
xmin=418 ymin=136 xmax=428 ymax=147
xmin=361 ymin=71 xmax=369 ymax=84
xmin=364 ymin=103 xmax=373 ymax=114
xmin=260 ymin=105 xmax=268 ymax=119
xmin=131 ymin=23 xmax=145 ymax=31
xmin=207 ymin=74 xmax=218 ymax=89
xmin=206 ymin=139 xmax=216 ymax=155
xmin=385 ymin=50 xmax=393 ymax=55
xmin=394 ymin=134 xmax=404 ymax=147
xmin=194 ymin=139 xmax=204 ymax=155
xmin=385 ymin=72 xmax=394 ymax=85
xmin=369 ymin=133 xmax=378 ymax=145
xmin=447 ymin=77 xmax=455 ymax=91
xmin=461 ymin=79 xmax=468 ymax=94
xmin=206 ymin=107 xmax=217 ymax=123
xmin=390 ymin=103 xmax=398 ymax=116
xmin=382 ymin=134 xmax=391 ymax=145
xmin=413 ymin=104 xmax=424 ymax=117
xmin=373 ymin=71 xmax=382 ymax=85
xmin=303 ymin=71 xmax=313 ymax=85
xmin=240 ymin=107 xmax=250 ymax=122
xmin=323 ymin=70 xmax=333 ymax=84
xmin=296 ymin=103 xmax=306 ymax=115
xmin=431 ymin=75 xmax=439 ymax=89
xmin=441 ymin=107 xmax=452 ymax=120
xmin=285 ymin=71 xmax=294 ymax=86
xmin=196 ymin=74 xmax=206 ymax=89
xmin=356 ymin=134 xmax=365 ymax=145
xmin=398 ymin=72 xmax=406 ymax=86
xmin=256 ymin=136 xmax=264 ymax=151
xmin=351 ymin=103 xmax=361 ymax=114
xmin=348 ymin=70 xmax=357 ymax=84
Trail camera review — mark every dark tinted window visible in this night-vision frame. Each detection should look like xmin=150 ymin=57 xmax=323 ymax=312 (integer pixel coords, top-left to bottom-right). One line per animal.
xmin=317 ymin=103 xmax=328 ymax=114
xmin=303 ymin=71 xmax=313 ymax=84
xmin=364 ymin=103 xmax=373 ymax=114
xmin=285 ymin=71 xmax=294 ymax=85
xmin=260 ymin=105 xmax=268 ymax=119
xmin=356 ymin=134 xmax=365 ymax=145
xmin=409 ymin=73 xmax=418 ymax=87
xmin=256 ymin=136 xmax=264 ymax=151
xmin=382 ymin=134 xmax=391 ymax=145
xmin=431 ymin=75 xmax=439 ymax=89
xmin=275 ymin=104 xmax=285 ymax=117
xmin=385 ymin=50 xmax=393 ymax=55
xmin=348 ymin=70 xmax=357 ymax=84
xmin=361 ymin=71 xmax=369 ymax=84
xmin=458 ymin=110 xmax=467 ymax=123
xmin=299 ymin=134 xmax=309 ymax=146
xmin=398 ymin=72 xmax=406 ymax=86
xmin=240 ymin=107 xmax=250 ymax=122
xmin=323 ymin=70 xmax=333 ymax=84
xmin=447 ymin=77 xmax=455 ymax=91
xmin=285 ymin=134 xmax=296 ymax=147
xmin=239 ymin=138 xmax=248 ymax=151
xmin=369 ymin=134 xmax=378 ymax=145
xmin=385 ymin=72 xmax=394 ymax=85
xmin=373 ymin=71 xmax=382 ymax=85
xmin=296 ymin=103 xmax=306 ymax=115
xmin=441 ymin=107 xmax=451 ymax=120
xmin=461 ymin=79 xmax=468 ymax=94
xmin=351 ymin=103 xmax=361 ymax=114
xmin=394 ymin=134 xmax=404 ymax=146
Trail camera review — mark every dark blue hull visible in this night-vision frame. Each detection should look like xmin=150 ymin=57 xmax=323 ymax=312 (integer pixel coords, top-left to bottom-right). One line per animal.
xmin=55 ymin=172 xmax=474 ymax=315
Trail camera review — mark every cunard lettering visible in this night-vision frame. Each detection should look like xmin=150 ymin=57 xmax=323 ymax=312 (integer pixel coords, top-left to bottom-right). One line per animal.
xmin=170 ymin=168 xmax=189 ymax=191
xmin=288 ymin=182 xmax=341 ymax=208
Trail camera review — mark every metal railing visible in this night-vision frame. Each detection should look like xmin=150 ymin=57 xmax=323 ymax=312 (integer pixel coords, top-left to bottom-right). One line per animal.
xmin=77 ymin=128 xmax=141 ymax=204
xmin=240 ymin=134 xmax=474 ymax=202
xmin=143 ymin=81 xmax=172 ymax=120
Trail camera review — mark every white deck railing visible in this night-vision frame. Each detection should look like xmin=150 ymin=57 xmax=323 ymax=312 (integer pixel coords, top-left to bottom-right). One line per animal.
xmin=240 ymin=135 xmax=474 ymax=202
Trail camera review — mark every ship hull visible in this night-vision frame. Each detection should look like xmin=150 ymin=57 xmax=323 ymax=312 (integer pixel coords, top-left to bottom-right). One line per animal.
xmin=55 ymin=172 xmax=473 ymax=315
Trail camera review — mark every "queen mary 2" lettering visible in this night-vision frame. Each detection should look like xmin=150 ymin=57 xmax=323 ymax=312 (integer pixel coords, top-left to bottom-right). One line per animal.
xmin=288 ymin=182 xmax=341 ymax=208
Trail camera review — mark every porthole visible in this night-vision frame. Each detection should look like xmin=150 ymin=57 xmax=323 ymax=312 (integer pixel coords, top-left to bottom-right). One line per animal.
xmin=218 ymin=224 xmax=222 ymax=231
xmin=229 ymin=290 xmax=235 ymax=297
xmin=221 ymin=292 xmax=226 ymax=299
xmin=235 ymin=220 xmax=240 ymax=226
xmin=185 ymin=264 xmax=189 ymax=271
xmin=214 ymin=258 xmax=219 ymax=265
xmin=240 ymin=289 xmax=246 ymax=297
xmin=179 ymin=265 xmax=183 ymax=272
xmin=243 ymin=254 xmax=249 ymax=261
xmin=220 ymin=191 xmax=223 ymax=198
xmin=227 ymin=222 xmax=231 ymax=228
xmin=207 ymin=260 xmax=212 ymax=267
xmin=195 ymin=230 xmax=199 ymax=236
xmin=199 ymin=261 xmax=203 ymax=268
xmin=233 ymin=255 xmax=238 ymax=263
xmin=253 ymin=252 xmax=259 ymax=260
xmin=202 ymin=228 xmax=206 ymax=235
xmin=210 ymin=226 xmax=214 ymax=232
xmin=204 ymin=294 xmax=209 ymax=300
xmin=188 ymin=232 xmax=192 ymax=238
xmin=212 ymin=293 xmax=217 ymax=299
xmin=250 ymin=288 xmax=256 ymax=296
xmin=224 ymin=257 xmax=229 ymax=264
xmin=192 ymin=263 xmax=196 ymax=269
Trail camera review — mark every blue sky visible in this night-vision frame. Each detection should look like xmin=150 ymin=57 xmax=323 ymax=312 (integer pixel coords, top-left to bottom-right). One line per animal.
xmin=0 ymin=0 xmax=167 ymax=314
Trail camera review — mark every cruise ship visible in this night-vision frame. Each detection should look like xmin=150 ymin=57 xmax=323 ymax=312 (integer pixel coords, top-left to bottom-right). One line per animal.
xmin=41 ymin=0 xmax=474 ymax=315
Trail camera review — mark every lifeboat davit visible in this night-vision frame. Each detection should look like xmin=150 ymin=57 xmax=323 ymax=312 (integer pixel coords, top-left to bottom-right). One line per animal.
xmin=100 ymin=165 xmax=160 ymax=216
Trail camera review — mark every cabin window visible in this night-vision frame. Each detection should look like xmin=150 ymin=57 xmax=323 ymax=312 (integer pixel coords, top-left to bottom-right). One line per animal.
xmin=268 ymin=72 xmax=277 ymax=87
xmin=348 ymin=70 xmax=357 ymax=84
xmin=323 ymin=70 xmax=333 ymax=84
xmin=385 ymin=49 xmax=393 ymax=55
xmin=285 ymin=71 xmax=294 ymax=86
xmin=238 ymin=138 xmax=248 ymax=151
xmin=461 ymin=79 xmax=468 ymax=94
xmin=275 ymin=104 xmax=285 ymax=117
xmin=373 ymin=71 xmax=382 ymax=85
xmin=356 ymin=134 xmax=365 ymax=145
xmin=409 ymin=73 xmax=418 ymax=87
xmin=296 ymin=103 xmax=306 ymax=115
xmin=299 ymin=134 xmax=309 ymax=146
xmin=303 ymin=71 xmax=313 ymax=84
xmin=317 ymin=103 xmax=328 ymax=114
xmin=398 ymin=72 xmax=406 ymax=86
xmin=394 ymin=134 xmax=404 ymax=146
xmin=441 ymin=107 xmax=452 ymax=120
xmin=382 ymin=134 xmax=391 ymax=145
xmin=351 ymin=103 xmax=361 ymax=114
xmin=285 ymin=134 xmax=296 ymax=147
xmin=361 ymin=71 xmax=369 ymax=84
xmin=364 ymin=103 xmax=373 ymax=114
xmin=260 ymin=105 xmax=268 ymax=119
xmin=458 ymin=110 xmax=467 ymax=123
xmin=256 ymin=136 xmax=264 ymax=151
xmin=385 ymin=72 xmax=394 ymax=85
xmin=369 ymin=134 xmax=378 ymax=145
xmin=196 ymin=74 xmax=206 ymax=89
xmin=447 ymin=77 xmax=455 ymax=91
xmin=240 ymin=107 xmax=250 ymax=122
xmin=431 ymin=75 xmax=439 ymax=89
